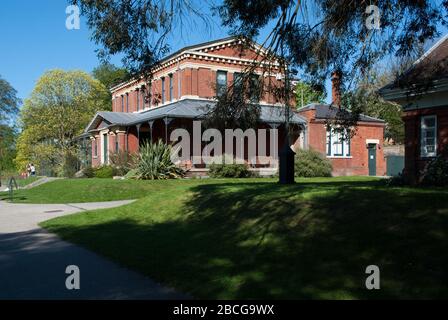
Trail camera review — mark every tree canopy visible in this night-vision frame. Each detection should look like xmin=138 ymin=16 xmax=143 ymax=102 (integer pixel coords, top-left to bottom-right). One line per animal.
xmin=0 ymin=75 xmax=20 ymax=125
xmin=0 ymin=125 xmax=17 ymax=172
xmin=295 ymin=81 xmax=326 ymax=108
xmin=72 ymin=0 xmax=448 ymax=131
xmin=74 ymin=0 xmax=447 ymax=87
xmin=92 ymin=62 xmax=130 ymax=90
xmin=15 ymin=70 xmax=109 ymax=175
xmin=92 ymin=62 xmax=130 ymax=110
xmin=0 ymin=76 xmax=20 ymax=173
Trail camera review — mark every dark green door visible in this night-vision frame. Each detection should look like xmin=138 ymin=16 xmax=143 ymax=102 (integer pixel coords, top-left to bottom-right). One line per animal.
xmin=368 ymin=144 xmax=376 ymax=176
xmin=103 ymin=133 xmax=108 ymax=164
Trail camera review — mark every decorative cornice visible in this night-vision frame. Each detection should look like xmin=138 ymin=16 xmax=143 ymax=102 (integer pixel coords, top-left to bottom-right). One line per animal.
xmin=110 ymin=39 xmax=279 ymax=94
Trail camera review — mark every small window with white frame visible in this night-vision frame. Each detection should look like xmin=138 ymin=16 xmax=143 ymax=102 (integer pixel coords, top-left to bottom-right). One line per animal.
xmin=326 ymin=127 xmax=351 ymax=158
xmin=421 ymin=115 xmax=437 ymax=157
xmin=216 ymin=71 xmax=227 ymax=97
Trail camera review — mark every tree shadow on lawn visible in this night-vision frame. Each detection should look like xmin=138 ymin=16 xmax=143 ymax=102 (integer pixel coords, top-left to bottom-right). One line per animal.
xmin=44 ymin=179 xmax=448 ymax=299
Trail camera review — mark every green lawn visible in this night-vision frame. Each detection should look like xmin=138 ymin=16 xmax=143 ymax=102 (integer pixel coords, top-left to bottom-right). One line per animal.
xmin=1 ymin=178 xmax=207 ymax=203
xmin=39 ymin=176 xmax=448 ymax=299
xmin=0 ymin=176 xmax=41 ymax=188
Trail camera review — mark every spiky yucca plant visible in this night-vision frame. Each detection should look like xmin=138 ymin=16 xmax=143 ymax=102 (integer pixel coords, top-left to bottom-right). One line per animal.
xmin=129 ymin=140 xmax=184 ymax=180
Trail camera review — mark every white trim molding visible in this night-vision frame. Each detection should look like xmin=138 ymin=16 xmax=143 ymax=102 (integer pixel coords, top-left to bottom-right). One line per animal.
xmin=366 ymin=139 xmax=380 ymax=145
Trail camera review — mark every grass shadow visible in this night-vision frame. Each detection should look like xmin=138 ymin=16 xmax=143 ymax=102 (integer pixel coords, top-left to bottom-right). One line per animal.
xmin=42 ymin=178 xmax=448 ymax=299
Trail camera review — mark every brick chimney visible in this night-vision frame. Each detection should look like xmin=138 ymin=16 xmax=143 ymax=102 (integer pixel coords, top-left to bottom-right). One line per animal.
xmin=331 ymin=70 xmax=342 ymax=108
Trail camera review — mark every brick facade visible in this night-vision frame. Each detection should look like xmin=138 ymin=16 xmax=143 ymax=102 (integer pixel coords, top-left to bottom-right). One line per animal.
xmin=298 ymin=107 xmax=386 ymax=176
xmin=402 ymin=106 xmax=448 ymax=183
xmin=379 ymin=35 xmax=448 ymax=183
xmin=88 ymin=37 xmax=386 ymax=176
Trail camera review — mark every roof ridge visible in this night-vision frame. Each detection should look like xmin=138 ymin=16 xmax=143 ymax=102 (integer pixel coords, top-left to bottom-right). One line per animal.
xmin=413 ymin=34 xmax=448 ymax=67
xmin=110 ymin=36 xmax=268 ymax=92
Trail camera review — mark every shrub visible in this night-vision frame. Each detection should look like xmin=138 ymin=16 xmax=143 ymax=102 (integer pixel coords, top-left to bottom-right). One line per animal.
xmin=94 ymin=165 xmax=117 ymax=179
xmin=127 ymin=140 xmax=184 ymax=180
xmin=124 ymin=168 xmax=138 ymax=179
xmin=59 ymin=151 xmax=80 ymax=178
xmin=294 ymin=148 xmax=332 ymax=177
xmin=82 ymin=166 xmax=95 ymax=178
xmin=209 ymin=163 xmax=252 ymax=178
xmin=109 ymin=150 xmax=136 ymax=176
xmin=385 ymin=172 xmax=408 ymax=187
xmin=420 ymin=156 xmax=448 ymax=187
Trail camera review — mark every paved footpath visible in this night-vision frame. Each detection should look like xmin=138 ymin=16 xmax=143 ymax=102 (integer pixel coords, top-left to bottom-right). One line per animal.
xmin=0 ymin=200 xmax=187 ymax=299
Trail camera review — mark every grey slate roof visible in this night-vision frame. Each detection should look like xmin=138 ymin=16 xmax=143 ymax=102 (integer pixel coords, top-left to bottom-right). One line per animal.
xmin=86 ymin=99 xmax=307 ymax=132
xmin=297 ymin=103 xmax=385 ymax=123
xmin=84 ymin=111 xmax=140 ymax=133
xmin=129 ymin=99 xmax=209 ymax=125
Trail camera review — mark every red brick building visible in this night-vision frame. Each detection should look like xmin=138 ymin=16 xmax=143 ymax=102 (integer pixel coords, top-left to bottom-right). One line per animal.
xmin=297 ymin=103 xmax=386 ymax=176
xmin=297 ymin=72 xmax=386 ymax=176
xmin=379 ymin=35 xmax=448 ymax=183
xmin=84 ymin=37 xmax=306 ymax=171
xmin=83 ymin=37 xmax=386 ymax=176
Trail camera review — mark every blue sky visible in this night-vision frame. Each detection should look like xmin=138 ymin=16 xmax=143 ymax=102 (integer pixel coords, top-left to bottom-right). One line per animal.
xmin=1 ymin=1 xmax=446 ymax=105
xmin=0 ymin=1 xmax=230 ymax=101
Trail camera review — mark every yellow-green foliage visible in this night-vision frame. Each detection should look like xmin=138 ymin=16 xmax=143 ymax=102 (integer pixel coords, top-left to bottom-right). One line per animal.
xmin=15 ymin=70 xmax=109 ymax=174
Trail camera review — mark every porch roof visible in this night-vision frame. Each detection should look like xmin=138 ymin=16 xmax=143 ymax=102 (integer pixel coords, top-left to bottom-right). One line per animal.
xmin=85 ymin=99 xmax=307 ymax=132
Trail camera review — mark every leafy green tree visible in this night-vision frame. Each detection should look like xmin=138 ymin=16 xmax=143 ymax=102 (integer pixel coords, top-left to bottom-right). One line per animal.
xmin=0 ymin=125 xmax=17 ymax=172
xmin=0 ymin=75 xmax=20 ymax=125
xmin=92 ymin=63 xmax=130 ymax=89
xmin=352 ymin=70 xmax=404 ymax=144
xmin=343 ymin=87 xmax=404 ymax=144
xmin=15 ymin=70 xmax=109 ymax=175
xmin=92 ymin=63 xmax=130 ymax=111
xmin=295 ymin=81 xmax=326 ymax=108
xmin=350 ymin=53 xmax=423 ymax=144
xmin=0 ymin=75 xmax=20 ymax=173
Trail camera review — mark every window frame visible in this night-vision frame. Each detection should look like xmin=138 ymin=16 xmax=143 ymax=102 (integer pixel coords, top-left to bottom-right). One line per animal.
xmin=332 ymin=130 xmax=344 ymax=156
xmin=161 ymin=77 xmax=166 ymax=104
xmin=233 ymin=72 xmax=243 ymax=100
xmin=126 ymin=93 xmax=129 ymax=112
xmin=136 ymin=89 xmax=140 ymax=112
xmin=346 ymin=135 xmax=351 ymax=156
xmin=326 ymin=129 xmax=332 ymax=156
xmin=420 ymin=115 xmax=437 ymax=158
xmin=216 ymin=70 xmax=227 ymax=97
xmin=326 ymin=127 xmax=351 ymax=158
xmin=248 ymin=74 xmax=260 ymax=103
xmin=169 ymin=74 xmax=173 ymax=101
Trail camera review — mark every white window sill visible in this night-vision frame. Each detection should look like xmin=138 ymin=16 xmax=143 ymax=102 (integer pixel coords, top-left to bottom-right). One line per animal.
xmin=326 ymin=156 xmax=353 ymax=159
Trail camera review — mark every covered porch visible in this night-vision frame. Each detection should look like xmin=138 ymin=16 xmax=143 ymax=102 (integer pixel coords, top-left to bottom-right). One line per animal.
xmin=84 ymin=99 xmax=307 ymax=170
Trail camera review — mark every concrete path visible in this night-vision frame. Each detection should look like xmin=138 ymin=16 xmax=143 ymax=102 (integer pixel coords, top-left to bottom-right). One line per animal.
xmin=22 ymin=177 xmax=61 ymax=189
xmin=0 ymin=200 xmax=187 ymax=299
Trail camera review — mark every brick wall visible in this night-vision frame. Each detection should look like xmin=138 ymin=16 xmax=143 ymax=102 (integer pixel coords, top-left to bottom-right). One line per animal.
xmin=298 ymin=108 xmax=386 ymax=176
xmin=402 ymin=106 xmax=448 ymax=183
xmin=110 ymin=42 xmax=286 ymax=112
xmin=91 ymin=136 xmax=100 ymax=167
